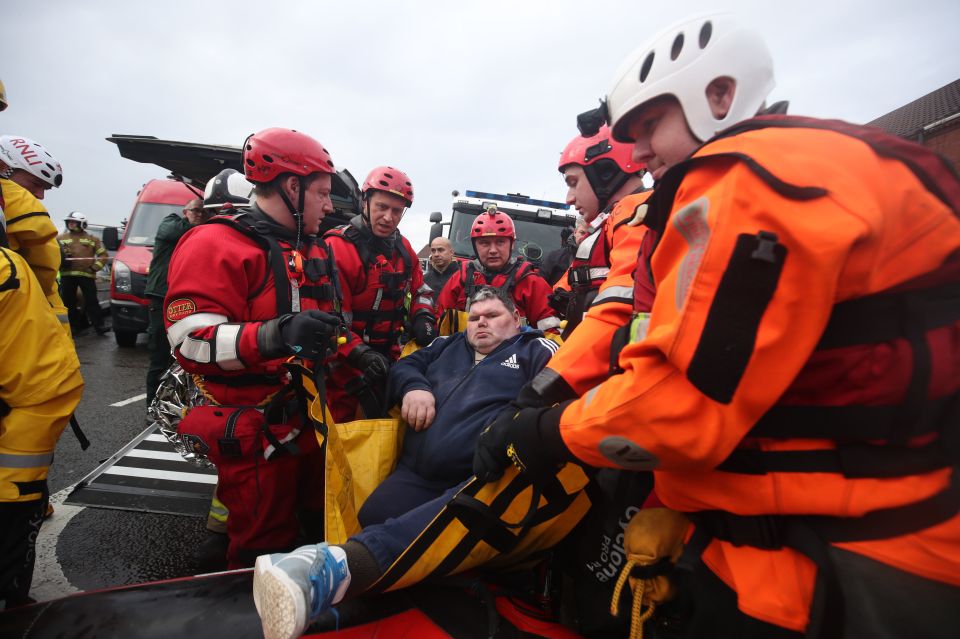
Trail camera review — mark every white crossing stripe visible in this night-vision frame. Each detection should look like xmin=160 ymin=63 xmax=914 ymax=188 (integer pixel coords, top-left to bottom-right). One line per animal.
xmin=102 ymin=465 xmax=218 ymax=485
xmin=125 ymin=449 xmax=191 ymax=462
xmin=110 ymin=393 xmax=147 ymax=407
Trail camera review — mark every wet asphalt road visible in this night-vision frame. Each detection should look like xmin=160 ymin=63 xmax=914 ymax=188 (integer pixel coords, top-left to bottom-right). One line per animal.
xmin=35 ymin=325 xmax=210 ymax=600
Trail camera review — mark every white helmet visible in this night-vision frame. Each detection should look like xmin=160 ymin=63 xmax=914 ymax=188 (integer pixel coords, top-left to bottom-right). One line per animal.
xmin=203 ymin=168 xmax=255 ymax=211
xmin=0 ymin=135 xmax=63 ymax=187
xmin=65 ymin=211 xmax=88 ymax=229
xmin=607 ymin=14 xmax=774 ymax=143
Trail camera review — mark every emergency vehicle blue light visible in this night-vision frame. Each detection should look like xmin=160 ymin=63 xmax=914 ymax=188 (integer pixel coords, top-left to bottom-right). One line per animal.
xmin=464 ymin=190 xmax=570 ymax=210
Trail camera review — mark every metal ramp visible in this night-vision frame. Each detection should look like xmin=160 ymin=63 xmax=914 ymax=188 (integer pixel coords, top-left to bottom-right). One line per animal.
xmin=66 ymin=426 xmax=216 ymax=517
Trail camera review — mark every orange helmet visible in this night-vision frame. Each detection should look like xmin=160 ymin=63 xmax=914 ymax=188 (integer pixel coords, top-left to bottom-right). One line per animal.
xmin=558 ymin=125 xmax=643 ymax=211
xmin=470 ymin=207 xmax=516 ymax=240
xmin=361 ymin=166 xmax=414 ymax=207
xmin=242 ymin=128 xmax=335 ymax=184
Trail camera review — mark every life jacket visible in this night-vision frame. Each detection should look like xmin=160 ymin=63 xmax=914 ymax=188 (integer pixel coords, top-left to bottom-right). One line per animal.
xmin=440 ymin=258 xmax=535 ymax=335
xmin=463 ymin=257 xmax=534 ymax=303
xmin=632 ymin=114 xmax=960 ymax=635
xmin=325 ymin=218 xmax=414 ymax=349
xmin=561 ymin=220 xmax=610 ymax=336
xmin=209 ymin=211 xmax=341 ymax=319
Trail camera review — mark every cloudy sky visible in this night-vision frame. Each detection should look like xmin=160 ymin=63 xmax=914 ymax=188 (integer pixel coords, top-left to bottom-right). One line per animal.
xmin=4 ymin=0 xmax=958 ymax=250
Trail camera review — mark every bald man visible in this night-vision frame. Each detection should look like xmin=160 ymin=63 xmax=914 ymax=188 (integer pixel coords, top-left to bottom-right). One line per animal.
xmin=424 ymin=237 xmax=460 ymax=297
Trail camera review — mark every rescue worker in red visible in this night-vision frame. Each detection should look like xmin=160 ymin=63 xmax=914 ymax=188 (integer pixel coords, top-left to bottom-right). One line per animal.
xmin=165 ymin=128 xmax=341 ymax=568
xmin=436 ymin=208 xmax=560 ymax=335
xmin=324 ymin=166 xmax=435 ymax=422
xmin=475 ymin=14 xmax=960 ymax=638
xmin=548 ymin=125 xmax=648 ymax=343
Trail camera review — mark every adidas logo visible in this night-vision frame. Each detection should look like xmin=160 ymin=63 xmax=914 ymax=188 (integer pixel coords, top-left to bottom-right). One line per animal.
xmin=500 ymin=354 xmax=520 ymax=369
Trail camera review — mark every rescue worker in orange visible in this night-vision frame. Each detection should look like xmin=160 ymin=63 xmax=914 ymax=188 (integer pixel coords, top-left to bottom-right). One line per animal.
xmin=436 ymin=208 xmax=560 ymax=335
xmin=548 ymin=126 xmax=649 ymax=345
xmin=475 ymin=14 xmax=960 ymax=638
xmin=166 ymin=128 xmax=341 ymax=568
xmin=324 ymin=167 xmax=436 ymax=422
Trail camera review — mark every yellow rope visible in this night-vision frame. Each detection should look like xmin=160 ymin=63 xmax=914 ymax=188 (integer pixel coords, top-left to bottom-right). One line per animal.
xmin=610 ymin=558 xmax=635 ymax=617
xmin=610 ymin=559 xmax=657 ymax=639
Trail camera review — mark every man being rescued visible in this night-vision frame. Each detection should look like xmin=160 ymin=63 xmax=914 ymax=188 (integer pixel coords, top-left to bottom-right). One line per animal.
xmin=252 ymin=287 xmax=559 ymax=639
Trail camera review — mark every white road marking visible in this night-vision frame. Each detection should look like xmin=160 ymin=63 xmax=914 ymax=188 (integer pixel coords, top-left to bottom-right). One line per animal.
xmin=101 ymin=465 xmax=218 ymax=484
xmin=31 ymin=484 xmax=83 ymax=601
xmin=125 ymin=449 xmax=191 ymax=462
xmin=144 ymin=434 xmax=168 ymax=443
xmin=109 ymin=393 xmax=147 ymax=407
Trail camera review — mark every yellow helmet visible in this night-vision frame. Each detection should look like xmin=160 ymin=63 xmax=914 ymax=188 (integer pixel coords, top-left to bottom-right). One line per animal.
xmin=0 ymin=78 xmax=7 ymax=112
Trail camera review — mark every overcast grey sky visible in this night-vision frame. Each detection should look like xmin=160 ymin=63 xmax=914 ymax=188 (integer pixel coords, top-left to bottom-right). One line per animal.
xmin=4 ymin=0 xmax=959 ymax=250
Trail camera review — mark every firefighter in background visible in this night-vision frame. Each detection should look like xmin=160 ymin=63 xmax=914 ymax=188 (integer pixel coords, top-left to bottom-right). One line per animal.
xmin=548 ymin=126 xmax=649 ymax=340
xmin=0 ymin=134 xmax=71 ymax=333
xmin=324 ymin=166 xmax=436 ymax=422
xmin=475 ymin=14 xmax=960 ymax=638
xmin=436 ymin=207 xmax=559 ymax=336
xmin=57 ymin=211 xmax=109 ymax=334
xmin=165 ymin=128 xmax=341 ymax=568
xmin=0 ymin=245 xmax=83 ymax=607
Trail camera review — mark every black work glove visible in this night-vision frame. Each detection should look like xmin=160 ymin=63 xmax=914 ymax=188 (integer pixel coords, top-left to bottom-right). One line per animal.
xmin=514 ymin=369 xmax=578 ymax=409
xmin=547 ymin=289 xmax=574 ymax=319
xmin=412 ymin=313 xmax=437 ymax=347
xmin=258 ymin=310 xmax=340 ymax=361
xmin=472 ymin=403 xmax=574 ymax=485
xmin=347 ymin=344 xmax=392 ymax=385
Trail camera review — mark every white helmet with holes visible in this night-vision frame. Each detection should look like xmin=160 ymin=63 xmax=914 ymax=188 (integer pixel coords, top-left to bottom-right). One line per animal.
xmin=0 ymin=134 xmax=63 ymax=187
xmin=607 ymin=14 xmax=774 ymax=143
xmin=65 ymin=211 xmax=88 ymax=229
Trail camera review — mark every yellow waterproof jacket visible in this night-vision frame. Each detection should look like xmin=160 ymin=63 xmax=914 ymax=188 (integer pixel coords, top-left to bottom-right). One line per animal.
xmin=0 ymin=247 xmax=83 ymax=503
xmin=58 ymin=230 xmax=107 ymax=278
xmin=1 ymin=178 xmax=70 ymax=331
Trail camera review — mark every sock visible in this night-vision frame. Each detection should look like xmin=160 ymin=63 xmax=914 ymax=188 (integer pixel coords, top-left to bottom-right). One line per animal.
xmin=343 ymin=540 xmax=382 ymax=597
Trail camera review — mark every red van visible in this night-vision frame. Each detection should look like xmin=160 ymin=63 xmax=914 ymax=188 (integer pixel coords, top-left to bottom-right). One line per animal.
xmin=109 ymin=179 xmax=199 ymax=347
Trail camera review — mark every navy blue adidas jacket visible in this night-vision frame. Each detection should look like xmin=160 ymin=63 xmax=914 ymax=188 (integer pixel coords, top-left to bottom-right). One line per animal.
xmin=387 ymin=331 xmax=557 ymax=482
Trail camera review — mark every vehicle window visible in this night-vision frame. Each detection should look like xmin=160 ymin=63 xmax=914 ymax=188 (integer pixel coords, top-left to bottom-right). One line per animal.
xmin=124 ymin=203 xmax=184 ymax=246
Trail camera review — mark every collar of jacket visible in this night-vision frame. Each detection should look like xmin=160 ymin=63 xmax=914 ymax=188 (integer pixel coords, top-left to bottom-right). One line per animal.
xmin=350 ymin=214 xmax=397 ymax=255
xmin=244 ymin=203 xmax=309 ymax=243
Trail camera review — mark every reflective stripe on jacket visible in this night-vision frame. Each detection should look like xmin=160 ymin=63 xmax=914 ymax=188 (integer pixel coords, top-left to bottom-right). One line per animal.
xmin=58 ymin=231 xmax=107 ymax=278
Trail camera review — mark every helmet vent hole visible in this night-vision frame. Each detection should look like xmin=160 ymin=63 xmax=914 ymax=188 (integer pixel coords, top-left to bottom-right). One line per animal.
xmin=262 ymin=154 xmax=274 ymax=164
xmin=639 ymin=52 xmax=655 ymax=83
xmin=699 ymin=21 xmax=712 ymax=49
xmin=245 ymin=158 xmax=255 ymax=167
xmin=378 ymin=179 xmax=390 ymax=187
xmin=670 ymin=33 xmax=684 ymax=60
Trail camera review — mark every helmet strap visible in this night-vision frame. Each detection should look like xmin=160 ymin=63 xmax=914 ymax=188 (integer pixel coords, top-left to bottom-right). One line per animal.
xmin=277 ymin=174 xmax=306 ymax=249
xmin=583 ymin=159 xmax=631 ymax=212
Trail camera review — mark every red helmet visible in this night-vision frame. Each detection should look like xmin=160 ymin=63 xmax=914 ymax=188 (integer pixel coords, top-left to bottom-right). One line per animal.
xmin=242 ymin=128 xmax=335 ymax=184
xmin=471 ymin=208 xmax=516 ymax=240
xmin=557 ymin=125 xmax=640 ymax=174
xmin=361 ymin=166 xmax=414 ymax=207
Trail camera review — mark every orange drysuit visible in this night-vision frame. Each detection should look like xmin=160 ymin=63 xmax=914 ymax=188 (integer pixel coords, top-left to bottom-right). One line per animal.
xmin=559 ymin=116 xmax=960 ymax=632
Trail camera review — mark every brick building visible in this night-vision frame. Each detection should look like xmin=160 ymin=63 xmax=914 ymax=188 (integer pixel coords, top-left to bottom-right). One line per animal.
xmin=867 ymin=79 xmax=960 ymax=174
